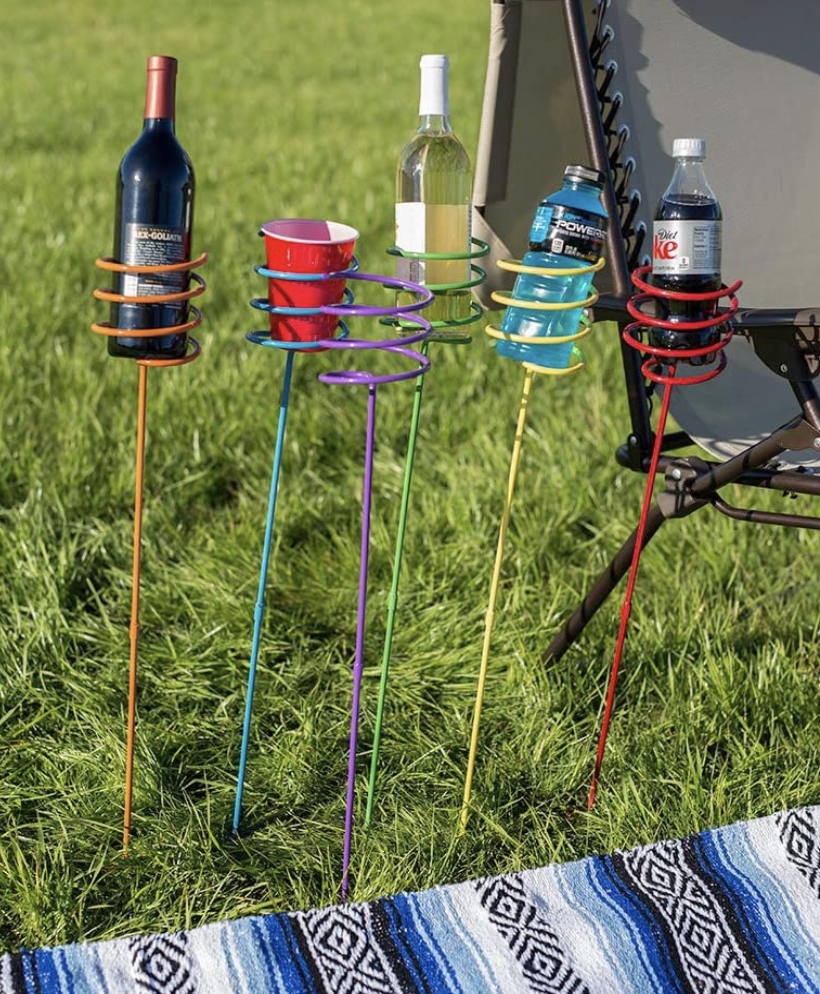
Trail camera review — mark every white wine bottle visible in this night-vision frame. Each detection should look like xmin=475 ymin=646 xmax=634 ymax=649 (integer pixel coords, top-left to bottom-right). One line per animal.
xmin=395 ymin=54 xmax=473 ymax=324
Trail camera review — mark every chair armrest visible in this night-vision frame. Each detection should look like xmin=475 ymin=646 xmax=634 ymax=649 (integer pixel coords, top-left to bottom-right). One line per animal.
xmin=592 ymin=294 xmax=820 ymax=380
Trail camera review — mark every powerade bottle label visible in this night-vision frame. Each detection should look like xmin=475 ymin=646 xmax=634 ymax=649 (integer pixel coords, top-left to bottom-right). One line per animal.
xmin=530 ymin=205 xmax=607 ymax=263
xmin=652 ymin=219 xmax=721 ymax=276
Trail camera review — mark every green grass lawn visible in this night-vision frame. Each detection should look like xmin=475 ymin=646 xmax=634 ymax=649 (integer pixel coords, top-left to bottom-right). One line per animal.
xmin=0 ymin=0 xmax=818 ymax=953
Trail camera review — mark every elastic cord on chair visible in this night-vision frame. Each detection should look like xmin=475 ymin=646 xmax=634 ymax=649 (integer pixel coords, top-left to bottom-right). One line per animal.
xmin=590 ymin=0 xmax=614 ymax=62
xmin=589 ymin=12 xmax=650 ymax=273
xmin=614 ymin=155 xmax=635 ymax=200
xmin=621 ymin=190 xmax=641 ymax=239
xmin=610 ymin=127 xmax=629 ymax=171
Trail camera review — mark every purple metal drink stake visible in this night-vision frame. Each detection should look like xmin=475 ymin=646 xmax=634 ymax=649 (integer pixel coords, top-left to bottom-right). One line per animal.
xmin=235 ymin=245 xmax=432 ymax=900
xmin=348 ymin=380 xmax=375 ymax=901
xmin=318 ymin=339 xmax=431 ymax=898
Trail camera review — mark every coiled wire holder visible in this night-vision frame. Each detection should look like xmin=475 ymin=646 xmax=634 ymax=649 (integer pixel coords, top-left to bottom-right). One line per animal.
xmin=232 ymin=253 xmax=433 ymax=899
xmin=92 ymin=252 xmax=207 ymax=854
xmin=363 ymin=238 xmax=488 ymax=828
xmin=460 ymin=254 xmax=606 ymax=834
xmin=587 ymin=265 xmax=741 ymax=808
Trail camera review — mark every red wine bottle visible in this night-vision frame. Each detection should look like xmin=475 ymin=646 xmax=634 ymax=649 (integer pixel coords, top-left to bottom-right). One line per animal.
xmin=109 ymin=55 xmax=195 ymax=359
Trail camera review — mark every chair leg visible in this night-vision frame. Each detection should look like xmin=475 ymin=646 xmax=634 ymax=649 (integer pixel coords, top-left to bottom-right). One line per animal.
xmin=543 ymin=502 xmax=667 ymax=664
xmin=547 ymin=406 xmax=818 ymax=669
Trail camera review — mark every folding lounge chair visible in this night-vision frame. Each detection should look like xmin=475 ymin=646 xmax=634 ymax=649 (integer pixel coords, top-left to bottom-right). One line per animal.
xmin=473 ymin=0 xmax=820 ymax=789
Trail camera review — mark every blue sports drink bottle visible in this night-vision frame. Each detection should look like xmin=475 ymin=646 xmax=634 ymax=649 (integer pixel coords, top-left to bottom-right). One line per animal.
xmin=497 ymin=164 xmax=608 ymax=367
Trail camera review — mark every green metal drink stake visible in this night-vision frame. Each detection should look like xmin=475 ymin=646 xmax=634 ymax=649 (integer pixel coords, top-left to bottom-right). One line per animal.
xmin=365 ymin=338 xmax=428 ymax=827
xmin=364 ymin=240 xmax=488 ymax=826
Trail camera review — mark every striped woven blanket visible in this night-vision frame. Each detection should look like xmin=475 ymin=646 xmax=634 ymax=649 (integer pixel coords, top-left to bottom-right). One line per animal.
xmin=3 ymin=805 xmax=820 ymax=993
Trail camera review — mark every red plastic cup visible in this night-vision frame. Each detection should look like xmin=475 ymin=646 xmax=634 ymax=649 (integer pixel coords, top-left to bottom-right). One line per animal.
xmin=261 ymin=219 xmax=359 ymax=345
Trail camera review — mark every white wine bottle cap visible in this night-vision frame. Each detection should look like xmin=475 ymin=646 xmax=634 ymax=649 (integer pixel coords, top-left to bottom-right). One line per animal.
xmin=419 ymin=54 xmax=449 ymax=118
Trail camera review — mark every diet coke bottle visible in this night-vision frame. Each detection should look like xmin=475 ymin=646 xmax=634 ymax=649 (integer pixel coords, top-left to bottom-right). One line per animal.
xmin=652 ymin=138 xmax=722 ymax=362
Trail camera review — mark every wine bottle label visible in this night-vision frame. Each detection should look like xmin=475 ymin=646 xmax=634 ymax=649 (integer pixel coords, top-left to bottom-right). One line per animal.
xmin=395 ymin=203 xmax=471 ymax=287
xmin=529 ymin=204 xmax=607 ymax=263
xmin=121 ymin=222 xmax=188 ymax=298
xmin=652 ymin=219 xmax=721 ymax=276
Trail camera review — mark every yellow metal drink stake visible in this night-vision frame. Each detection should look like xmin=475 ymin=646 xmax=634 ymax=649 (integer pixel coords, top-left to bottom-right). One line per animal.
xmin=459 ymin=255 xmax=603 ymax=834
xmin=460 ymin=365 xmax=535 ymax=835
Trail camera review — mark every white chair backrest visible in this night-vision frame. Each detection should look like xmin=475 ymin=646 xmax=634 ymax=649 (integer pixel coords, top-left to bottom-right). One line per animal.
xmin=600 ymin=0 xmax=820 ymax=309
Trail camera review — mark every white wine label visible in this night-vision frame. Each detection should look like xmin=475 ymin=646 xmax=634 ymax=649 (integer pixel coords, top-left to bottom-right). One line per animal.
xmin=652 ymin=219 xmax=722 ymax=276
xmin=394 ymin=203 xmax=470 ymax=287
xmin=122 ymin=223 xmax=188 ymax=298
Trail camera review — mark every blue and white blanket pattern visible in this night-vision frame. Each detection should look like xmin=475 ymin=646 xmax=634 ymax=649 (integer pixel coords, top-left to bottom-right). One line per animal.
xmin=3 ymin=806 xmax=820 ymax=992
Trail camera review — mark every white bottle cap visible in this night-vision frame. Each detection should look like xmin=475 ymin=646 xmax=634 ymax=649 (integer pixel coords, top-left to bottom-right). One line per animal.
xmin=672 ymin=137 xmax=706 ymax=158
xmin=419 ymin=54 xmax=449 ymax=118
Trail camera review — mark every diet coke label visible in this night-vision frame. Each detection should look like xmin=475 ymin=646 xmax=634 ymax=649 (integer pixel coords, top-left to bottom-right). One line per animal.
xmin=652 ymin=219 xmax=722 ymax=276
